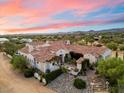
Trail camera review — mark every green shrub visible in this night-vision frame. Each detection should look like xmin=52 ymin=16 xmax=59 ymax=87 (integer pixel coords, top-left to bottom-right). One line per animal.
xmin=11 ymin=55 xmax=28 ymax=72
xmin=44 ymin=69 xmax=63 ymax=84
xmin=24 ymin=68 xmax=35 ymax=78
xmin=73 ymin=78 xmax=86 ymax=89
xmin=61 ymin=67 xmax=68 ymax=73
xmin=109 ymin=87 xmax=118 ymax=93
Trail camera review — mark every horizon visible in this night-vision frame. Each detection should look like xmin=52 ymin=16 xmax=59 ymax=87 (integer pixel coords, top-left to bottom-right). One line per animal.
xmin=0 ymin=27 xmax=124 ymax=36
xmin=0 ymin=0 xmax=124 ymax=35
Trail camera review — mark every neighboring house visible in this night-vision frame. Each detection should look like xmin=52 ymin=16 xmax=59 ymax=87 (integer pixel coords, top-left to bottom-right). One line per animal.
xmin=11 ymin=38 xmax=18 ymax=41
xmin=20 ymin=38 xmax=32 ymax=43
xmin=0 ymin=38 xmax=9 ymax=43
xmin=18 ymin=40 xmax=112 ymax=73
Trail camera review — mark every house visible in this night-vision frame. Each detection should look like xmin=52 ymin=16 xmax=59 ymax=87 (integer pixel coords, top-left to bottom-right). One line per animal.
xmin=0 ymin=38 xmax=9 ymax=43
xmin=18 ymin=40 xmax=112 ymax=73
xmin=20 ymin=38 xmax=32 ymax=43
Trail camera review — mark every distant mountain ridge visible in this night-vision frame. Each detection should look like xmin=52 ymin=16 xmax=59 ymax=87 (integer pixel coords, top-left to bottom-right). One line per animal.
xmin=0 ymin=28 xmax=124 ymax=36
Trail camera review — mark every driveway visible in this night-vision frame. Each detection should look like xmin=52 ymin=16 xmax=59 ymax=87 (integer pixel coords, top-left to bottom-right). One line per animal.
xmin=0 ymin=52 xmax=56 ymax=93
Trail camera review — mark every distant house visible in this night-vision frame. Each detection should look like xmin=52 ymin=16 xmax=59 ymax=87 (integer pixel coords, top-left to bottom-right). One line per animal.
xmin=20 ymin=38 xmax=32 ymax=43
xmin=18 ymin=40 xmax=112 ymax=73
xmin=0 ymin=38 xmax=9 ymax=43
xmin=11 ymin=38 xmax=18 ymax=41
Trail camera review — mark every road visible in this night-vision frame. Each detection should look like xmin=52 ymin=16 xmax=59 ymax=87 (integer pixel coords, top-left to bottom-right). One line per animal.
xmin=0 ymin=52 xmax=56 ymax=93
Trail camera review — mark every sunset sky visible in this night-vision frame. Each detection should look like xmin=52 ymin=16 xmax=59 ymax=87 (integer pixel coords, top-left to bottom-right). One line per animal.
xmin=0 ymin=0 xmax=124 ymax=34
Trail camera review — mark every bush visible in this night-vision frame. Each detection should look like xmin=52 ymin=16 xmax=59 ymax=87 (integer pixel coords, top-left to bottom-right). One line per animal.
xmin=24 ymin=68 xmax=35 ymax=78
xmin=44 ymin=69 xmax=63 ymax=84
xmin=61 ymin=67 xmax=68 ymax=73
xmin=109 ymin=87 xmax=118 ymax=93
xmin=73 ymin=78 xmax=86 ymax=89
xmin=11 ymin=55 xmax=28 ymax=72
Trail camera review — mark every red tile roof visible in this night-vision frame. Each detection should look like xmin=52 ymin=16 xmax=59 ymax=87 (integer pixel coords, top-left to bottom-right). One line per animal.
xmin=20 ymin=41 xmax=108 ymax=63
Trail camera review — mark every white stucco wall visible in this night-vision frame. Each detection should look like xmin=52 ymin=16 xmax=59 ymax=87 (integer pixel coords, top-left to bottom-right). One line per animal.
xmin=18 ymin=51 xmax=36 ymax=67
xmin=35 ymin=61 xmax=59 ymax=73
xmin=49 ymin=62 xmax=60 ymax=72
xmin=35 ymin=62 xmax=46 ymax=72
xmin=77 ymin=64 xmax=82 ymax=71
xmin=84 ymin=54 xmax=97 ymax=63
xmin=56 ymin=49 xmax=69 ymax=63
xmin=18 ymin=50 xmax=60 ymax=73
xmin=101 ymin=49 xmax=112 ymax=59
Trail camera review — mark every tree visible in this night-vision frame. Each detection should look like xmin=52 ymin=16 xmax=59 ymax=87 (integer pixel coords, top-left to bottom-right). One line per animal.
xmin=107 ymin=42 xmax=118 ymax=51
xmin=84 ymin=36 xmax=94 ymax=45
xmin=118 ymin=76 xmax=124 ymax=93
xmin=4 ymin=42 xmax=18 ymax=56
xmin=11 ymin=55 xmax=28 ymax=72
xmin=107 ymin=42 xmax=118 ymax=58
xmin=97 ymin=58 xmax=124 ymax=85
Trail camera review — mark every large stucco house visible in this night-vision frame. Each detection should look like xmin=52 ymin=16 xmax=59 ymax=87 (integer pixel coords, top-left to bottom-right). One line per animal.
xmin=18 ymin=40 xmax=112 ymax=73
xmin=0 ymin=38 xmax=9 ymax=43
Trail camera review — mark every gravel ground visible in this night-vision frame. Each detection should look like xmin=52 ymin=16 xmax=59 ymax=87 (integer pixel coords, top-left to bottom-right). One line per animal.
xmin=47 ymin=73 xmax=91 ymax=93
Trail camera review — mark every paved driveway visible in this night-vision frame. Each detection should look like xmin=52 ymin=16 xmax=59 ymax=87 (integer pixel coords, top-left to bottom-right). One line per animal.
xmin=0 ymin=53 xmax=56 ymax=93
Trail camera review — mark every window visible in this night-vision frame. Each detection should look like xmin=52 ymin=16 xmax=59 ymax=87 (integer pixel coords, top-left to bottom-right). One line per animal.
xmin=52 ymin=63 xmax=55 ymax=66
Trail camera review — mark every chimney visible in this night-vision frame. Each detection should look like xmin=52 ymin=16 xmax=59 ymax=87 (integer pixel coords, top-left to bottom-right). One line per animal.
xmin=26 ymin=43 xmax=34 ymax=52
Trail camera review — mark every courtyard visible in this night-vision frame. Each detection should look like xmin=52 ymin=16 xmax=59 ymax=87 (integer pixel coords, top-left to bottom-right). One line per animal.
xmin=47 ymin=69 xmax=108 ymax=93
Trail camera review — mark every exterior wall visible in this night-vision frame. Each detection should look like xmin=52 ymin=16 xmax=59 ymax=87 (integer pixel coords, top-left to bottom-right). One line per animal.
xmin=77 ymin=64 xmax=82 ymax=71
xmin=36 ymin=62 xmax=46 ymax=72
xmin=18 ymin=51 xmax=60 ymax=73
xmin=101 ymin=49 xmax=112 ymax=59
xmin=18 ymin=51 xmax=36 ymax=67
xmin=37 ymin=61 xmax=60 ymax=73
xmin=56 ymin=49 xmax=69 ymax=63
xmin=84 ymin=54 xmax=97 ymax=63
xmin=49 ymin=61 xmax=60 ymax=72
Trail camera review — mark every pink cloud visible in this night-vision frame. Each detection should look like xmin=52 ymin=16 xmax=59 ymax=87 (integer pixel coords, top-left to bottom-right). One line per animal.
xmin=2 ymin=16 xmax=124 ymax=33
xmin=0 ymin=0 xmax=124 ymax=34
xmin=0 ymin=0 xmax=111 ymax=18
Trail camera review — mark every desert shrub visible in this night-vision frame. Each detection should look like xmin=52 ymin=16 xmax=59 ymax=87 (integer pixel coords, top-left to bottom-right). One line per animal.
xmin=73 ymin=78 xmax=86 ymax=89
xmin=44 ymin=69 xmax=63 ymax=84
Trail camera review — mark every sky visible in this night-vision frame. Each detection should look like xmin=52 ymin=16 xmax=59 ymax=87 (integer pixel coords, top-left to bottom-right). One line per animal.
xmin=0 ymin=0 xmax=124 ymax=35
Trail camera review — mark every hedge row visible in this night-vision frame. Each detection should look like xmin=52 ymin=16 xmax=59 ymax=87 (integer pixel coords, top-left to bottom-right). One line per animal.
xmin=44 ymin=69 xmax=63 ymax=83
xmin=24 ymin=68 xmax=35 ymax=78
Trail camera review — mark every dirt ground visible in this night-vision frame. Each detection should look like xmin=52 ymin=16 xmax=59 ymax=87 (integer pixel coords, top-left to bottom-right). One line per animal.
xmin=0 ymin=52 xmax=56 ymax=93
